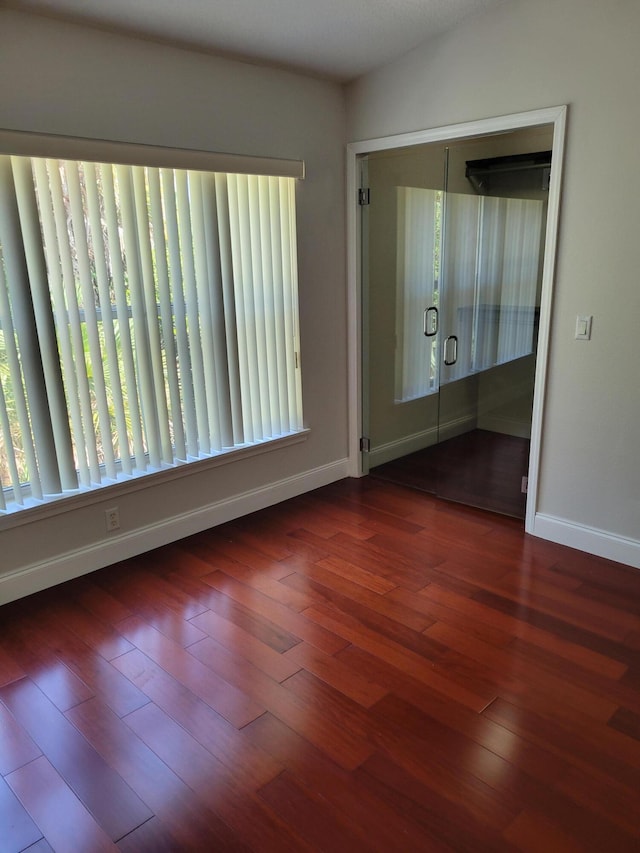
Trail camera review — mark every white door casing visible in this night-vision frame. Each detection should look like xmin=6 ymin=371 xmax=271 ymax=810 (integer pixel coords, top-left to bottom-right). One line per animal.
xmin=346 ymin=105 xmax=567 ymax=535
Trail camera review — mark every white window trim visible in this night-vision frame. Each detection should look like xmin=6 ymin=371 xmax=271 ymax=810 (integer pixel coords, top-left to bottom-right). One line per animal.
xmin=0 ymin=428 xmax=310 ymax=532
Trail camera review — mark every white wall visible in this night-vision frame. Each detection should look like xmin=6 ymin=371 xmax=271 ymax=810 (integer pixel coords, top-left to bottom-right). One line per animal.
xmin=347 ymin=0 xmax=640 ymax=565
xmin=0 ymin=10 xmax=348 ymax=600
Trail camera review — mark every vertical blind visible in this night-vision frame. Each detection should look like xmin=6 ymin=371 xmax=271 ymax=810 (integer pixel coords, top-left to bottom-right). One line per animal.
xmin=394 ymin=187 xmax=440 ymax=401
xmin=0 ymin=152 xmax=303 ymax=514
xmin=395 ymin=187 xmax=544 ymax=400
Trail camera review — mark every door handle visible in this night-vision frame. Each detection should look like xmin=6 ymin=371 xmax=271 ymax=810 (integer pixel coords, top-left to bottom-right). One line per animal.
xmin=444 ymin=335 xmax=458 ymax=365
xmin=423 ymin=306 xmax=438 ymax=336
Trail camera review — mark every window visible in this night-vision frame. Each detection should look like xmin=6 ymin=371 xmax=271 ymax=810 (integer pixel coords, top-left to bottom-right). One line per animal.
xmin=0 ymin=132 xmax=304 ymax=515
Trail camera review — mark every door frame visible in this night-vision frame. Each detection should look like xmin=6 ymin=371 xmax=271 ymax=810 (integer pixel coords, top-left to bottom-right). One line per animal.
xmin=346 ymin=105 xmax=567 ymax=534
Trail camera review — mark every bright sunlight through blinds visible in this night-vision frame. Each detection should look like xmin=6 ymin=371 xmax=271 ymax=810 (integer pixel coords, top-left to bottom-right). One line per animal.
xmin=0 ymin=153 xmax=303 ymax=514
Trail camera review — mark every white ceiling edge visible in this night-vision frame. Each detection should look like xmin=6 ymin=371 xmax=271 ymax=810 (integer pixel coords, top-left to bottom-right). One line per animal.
xmin=3 ymin=0 xmax=509 ymax=82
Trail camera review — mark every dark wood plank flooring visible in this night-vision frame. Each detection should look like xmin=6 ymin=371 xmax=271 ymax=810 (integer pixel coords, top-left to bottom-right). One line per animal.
xmin=1 ymin=477 xmax=640 ymax=851
xmin=371 ymin=429 xmax=530 ymax=518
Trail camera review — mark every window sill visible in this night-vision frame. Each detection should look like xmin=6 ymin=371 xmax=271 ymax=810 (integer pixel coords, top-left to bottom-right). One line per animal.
xmin=0 ymin=429 xmax=310 ymax=532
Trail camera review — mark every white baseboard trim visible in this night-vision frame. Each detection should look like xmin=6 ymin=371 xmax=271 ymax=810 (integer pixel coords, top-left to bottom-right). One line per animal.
xmin=533 ymin=513 xmax=640 ymax=570
xmin=0 ymin=458 xmax=350 ymax=605
xmin=477 ymin=415 xmax=531 ymax=439
xmin=369 ymin=427 xmax=437 ymax=468
xmin=368 ymin=415 xmax=475 ymax=468
xmin=439 ymin=414 xmax=477 ymax=443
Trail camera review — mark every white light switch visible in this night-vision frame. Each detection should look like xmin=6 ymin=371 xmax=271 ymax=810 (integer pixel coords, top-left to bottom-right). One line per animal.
xmin=575 ymin=315 xmax=592 ymax=340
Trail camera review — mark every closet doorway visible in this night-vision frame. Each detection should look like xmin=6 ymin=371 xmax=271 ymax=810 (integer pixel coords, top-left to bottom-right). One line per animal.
xmin=350 ymin=108 xmax=566 ymax=526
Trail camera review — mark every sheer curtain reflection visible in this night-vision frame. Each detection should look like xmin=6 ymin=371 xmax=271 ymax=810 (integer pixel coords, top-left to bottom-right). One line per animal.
xmin=396 ymin=187 xmax=544 ymax=398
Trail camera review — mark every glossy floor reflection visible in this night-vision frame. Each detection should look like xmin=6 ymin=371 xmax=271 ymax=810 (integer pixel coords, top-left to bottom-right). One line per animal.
xmin=1 ymin=477 xmax=639 ymax=851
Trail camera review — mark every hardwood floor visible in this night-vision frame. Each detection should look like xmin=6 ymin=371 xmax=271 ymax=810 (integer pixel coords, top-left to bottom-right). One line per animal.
xmin=371 ymin=429 xmax=530 ymax=519
xmin=1 ymin=477 xmax=640 ymax=851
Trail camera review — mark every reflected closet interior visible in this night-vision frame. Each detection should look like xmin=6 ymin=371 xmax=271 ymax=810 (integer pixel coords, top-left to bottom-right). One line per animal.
xmin=361 ymin=124 xmax=553 ymax=519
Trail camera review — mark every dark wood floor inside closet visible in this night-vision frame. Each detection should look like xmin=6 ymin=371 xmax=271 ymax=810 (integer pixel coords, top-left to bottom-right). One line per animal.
xmin=371 ymin=429 xmax=530 ymax=519
xmin=1 ymin=477 xmax=640 ymax=852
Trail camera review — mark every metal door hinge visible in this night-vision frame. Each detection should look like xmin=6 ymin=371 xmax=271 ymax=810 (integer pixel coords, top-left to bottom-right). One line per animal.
xmin=358 ymin=188 xmax=370 ymax=206
xmin=360 ymin=436 xmax=370 ymax=452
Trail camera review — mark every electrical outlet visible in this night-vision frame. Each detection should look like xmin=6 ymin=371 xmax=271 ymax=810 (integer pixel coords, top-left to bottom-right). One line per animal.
xmin=105 ymin=506 xmax=120 ymax=532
